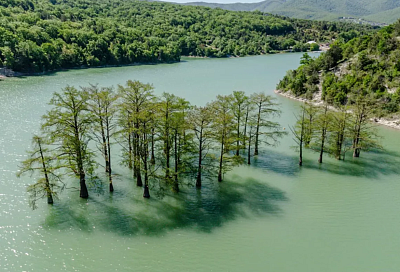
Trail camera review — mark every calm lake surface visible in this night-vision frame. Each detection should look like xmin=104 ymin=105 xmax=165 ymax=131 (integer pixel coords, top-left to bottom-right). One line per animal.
xmin=1 ymin=53 xmax=400 ymax=271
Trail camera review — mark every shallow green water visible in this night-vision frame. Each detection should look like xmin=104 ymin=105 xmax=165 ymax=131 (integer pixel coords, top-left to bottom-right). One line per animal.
xmin=1 ymin=53 xmax=400 ymax=272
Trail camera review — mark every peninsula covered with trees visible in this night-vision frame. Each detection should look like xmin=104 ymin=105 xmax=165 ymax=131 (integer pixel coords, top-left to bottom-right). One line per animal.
xmin=17 ymin=80 xmax=285 ymax=208
xmin=275 ymin=21 xmax=400 ymax=165
xmin=277 ymin=19 xmax=400 ymax=118
xmin=0 ymin=0 xmax=376 ymax=74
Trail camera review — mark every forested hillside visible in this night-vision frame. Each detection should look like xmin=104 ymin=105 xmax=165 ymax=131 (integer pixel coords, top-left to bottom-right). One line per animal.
xmin=0 ymin=0 xmax=374 ymax=73
xmin=185 ymin=0 xmax=400 ymax=24
xmin=277 ymin=20 xmax=400 ymax=117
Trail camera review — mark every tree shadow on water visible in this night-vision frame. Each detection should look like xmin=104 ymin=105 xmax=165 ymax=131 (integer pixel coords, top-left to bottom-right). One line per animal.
xmin=301 ymin=149 xmax=400 ymax=178
xmin=251 ymin=149 xmax=300 ymax=177
xmin=43 ymin=177 xmax=288 ymax=236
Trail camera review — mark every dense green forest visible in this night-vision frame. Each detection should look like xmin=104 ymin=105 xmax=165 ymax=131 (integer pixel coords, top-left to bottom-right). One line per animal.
xmin=186 ymin=0 xmax=400 ymax=24
xmin=277 ymin=20 xmax=400 ymax=117
xmin=0 ymin=0 xmax=375 ymax=73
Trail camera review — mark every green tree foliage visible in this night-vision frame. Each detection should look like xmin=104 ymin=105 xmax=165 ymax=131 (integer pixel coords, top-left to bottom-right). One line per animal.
xmin=0 ymin=0 xmax=374 ymax=73
xmin=41 ymin=86 xmax=95 ymax=199
xmin=118 ymin=80 xmax=155 ymax=188
xmin=17 ymin=135 xmax=63 ymax=209
xmin=291 ymin=99 xmax=381 ymax=163
xmin=289 ymin=104 xmax=307 ymax=166
xmin=86 ymin=85 xmax=119 ymax=192
xmin=251 ymin=93 xmax=286 ymax=156
xmin=211 ymin=95 xmax=237 ymax=182
xmin=189 ymin=105 xmax=214 ymax=188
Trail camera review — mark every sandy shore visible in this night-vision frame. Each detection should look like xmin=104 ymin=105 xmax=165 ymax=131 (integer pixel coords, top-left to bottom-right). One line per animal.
xmin=274 ymin=89 xmax=400 ymax=130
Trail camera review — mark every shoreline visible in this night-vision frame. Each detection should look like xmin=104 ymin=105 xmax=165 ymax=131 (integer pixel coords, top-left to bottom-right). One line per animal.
xmin=0 ymin=61 xmax=180 ymax=79
xmin=0 ymin=51 xmax=319 ymax=80
xmin=274 ymin=89 xmax=400 ymax=130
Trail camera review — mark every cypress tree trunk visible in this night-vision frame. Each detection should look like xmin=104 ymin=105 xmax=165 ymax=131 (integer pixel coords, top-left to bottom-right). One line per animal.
xmin=305 ymin=114 xmax=313 ymax=147
xmin=173 ymin=130 xmax=179 ymax=193
xmin=353 ymin=112 xmax=363 ymax=158
xmin=74 ymin=114 xmax=88 ymax=199
xmin=236 ymin=105 xmax=241 ymax=156
xmin=353 ymin=146 xmax=361 ymax=157
xmin=254 ymin=104 xmax=261 ymax=156
xmin=196 ymin=127 xmax=203 ymax=188
xmin=100 ymin=121 xmax=109 ymax=173
xmin=336 ymin=130 xmax=344 ymax=160
xmin=143 ymin=132 xmax=150 ymax=198
xmin=128 ymin=130 xmax=133 ymax=169
xmin=247 ymin=130 xmax=251 ymax=165
xmin=132 ymin=132 xmax=137 ymax=180
xmin=134 ymin=114 xmax=143 ymax=186
xmin=150 ymin=127 xmax=155 ymax=165
xmin=165 ymin=109 xmax=170 ymax=179
xmin=318 ymin=105 xmax=328 ymax=164
xmin=143 ymin=185 xmax=150 ymax=198
xmin=106 ymin=119 xmax=113 ymax=192
xmin=318 ymin=127 xmax=326 ymax=164
xmin=38 ymin=139 xmax=53 ymax=204
xmin=299 ymin=110 xmax=305 ymax=166
xmin=135 ymin=132 xmax=143 ymax=187
xmin=299 ymin=139 xmax=303 ymax=166
xmin=79 ymin=172 xmax=89 ymax=198
xmin=243 ymin=106 xmax=249 ymax=150
xmin=77 ymin=140 xmax=88 ymax=198
xmin=218 ymin=134 xmax=224 ymax=182
xmin=336 ymin=114 xmax=346 ymax=160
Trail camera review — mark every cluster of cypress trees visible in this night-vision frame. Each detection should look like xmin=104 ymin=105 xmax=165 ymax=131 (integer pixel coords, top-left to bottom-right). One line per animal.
xmin=291 ymin=95 xmax=381 ymax=166
xmin=17 ymin=80 xmax=285 ymax=209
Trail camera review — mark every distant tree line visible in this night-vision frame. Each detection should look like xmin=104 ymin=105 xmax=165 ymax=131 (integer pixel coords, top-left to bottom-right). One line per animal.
xmin=17 ymin=80 xmax=286 ymax=208
xmin=0 ymin=0 xmax=375 ymax=73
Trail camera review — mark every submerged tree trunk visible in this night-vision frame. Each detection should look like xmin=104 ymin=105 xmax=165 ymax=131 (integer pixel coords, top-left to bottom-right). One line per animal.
xmin=38 ymin=139 xmax=53 ymax=204
xmin=353 ymin=119 xmax=362 ymax=158
xmin=128 ymin=121 xmax=133 ymax=170
xmin=77 ymin=143 xmax=88 ymax=198
xmin=299 ymin=139 xmax=303 ymax=166
xmin=165 ymin=109 xmax=171 ymax=180
xmin=143 ymin=131 xmax=150 ymax=198
xmin=318 ymin=105 xmax=328 ymax=164
xmin=353 ymin=145 xmax=361 ymax=157
xmin=106 ymin=118 xmax=113 ymax=192
xmin=299 ymin=109 xmax=305 ymax=166
xmin=196 ymin=128 xmax=203 ymax=188
xmin=143 ymin=185 xmax=150 ymax=198
xmin=336 ymin=130 xmax=344 ymax=160
xmin=243 ymin=106 xmax=249 ymax=151
xmin=218 ymin=134 xmax=224 ymax=182
xmin=135 ymin=140 xmax=142 ymax=187
xmin=236 ymin=105 xmax=241 ymax=156
xmin=100 ymin=121 xmax=109 ymax=173
xmin=173 ymin=130 xmax=179 ymax=193
xmin=74 ymin=113 xmax=88 ymax=199
xmin=254 ymin=104 xmax=261 ymax=156
xmin=247 ymin=129 xmax=252 ymax=165
xmin=150 ymin=127 xmax=155 ymax=165
xmin=79 ymin=172 xmax=88 ymax=198
xmin=134 ymin=119 xmax=142 ymax=186
xmin=305 ymin=114 xmax=313 ymax=147
xmin=318 ymin=128 xmax=326 ymax=164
